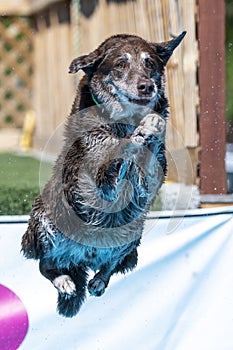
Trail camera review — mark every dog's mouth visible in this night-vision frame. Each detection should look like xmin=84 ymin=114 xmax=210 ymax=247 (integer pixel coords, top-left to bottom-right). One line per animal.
xmin=119 ymin=90 xmax=156 ymax=106
xmin=128 ymin=97 xmax=153 ymax=106
xmin=110 ymin=82 xmax=156 ymax=107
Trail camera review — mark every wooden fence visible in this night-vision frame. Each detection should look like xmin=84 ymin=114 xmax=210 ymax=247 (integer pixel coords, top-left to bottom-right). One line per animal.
xmin=32 ymin=1 xmax=74 ymax=153
xmin=76 ymin=0 xmax=199 ymax=183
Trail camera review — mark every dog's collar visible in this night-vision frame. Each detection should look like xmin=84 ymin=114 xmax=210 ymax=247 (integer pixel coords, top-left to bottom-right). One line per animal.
xmin=91 ymin=93 xmax=101 ymax=108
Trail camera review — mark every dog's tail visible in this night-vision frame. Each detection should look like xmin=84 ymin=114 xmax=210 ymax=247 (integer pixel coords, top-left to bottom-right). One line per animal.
xmin=57 ymin=265 xmax=88 ymax=318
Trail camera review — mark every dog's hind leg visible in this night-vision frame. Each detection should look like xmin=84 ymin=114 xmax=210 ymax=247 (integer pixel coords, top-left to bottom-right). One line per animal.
xmin=87 ymin=250 xmax=138 ymax=297
xmin=113 ymin=248 xmax=138 ymax=274
xmin=39 ymin=258 xmax=88 ymax=317
xmin=87 ymin=264 xmax=114 ymax=297
xmin=57 ymin=264 xmax=88 ymax=317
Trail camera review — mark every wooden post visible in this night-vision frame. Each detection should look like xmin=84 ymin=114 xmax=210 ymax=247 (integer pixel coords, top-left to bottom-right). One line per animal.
xmin=198 ymin=0 xmax=226 ymax=194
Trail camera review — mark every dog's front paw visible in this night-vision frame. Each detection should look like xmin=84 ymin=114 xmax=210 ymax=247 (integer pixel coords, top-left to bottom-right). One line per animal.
xmin=53 ymin=275 xmax=76 ymax=295
xmin=140 ymin=113 xmax=166 ymax=135
xmin=88 ymin=277 xmax=106 ymax=297
xmin=131 ymin=113 xmax=165 ymax=145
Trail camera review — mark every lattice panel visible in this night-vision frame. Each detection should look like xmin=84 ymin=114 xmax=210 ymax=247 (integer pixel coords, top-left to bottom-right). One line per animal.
xmin=0 ymin=16 xmax=33 ymax=128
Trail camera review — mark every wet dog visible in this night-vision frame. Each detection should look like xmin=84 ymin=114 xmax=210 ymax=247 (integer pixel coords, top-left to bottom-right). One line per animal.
xmin=21 ymin=32 xmax=186 ymax=317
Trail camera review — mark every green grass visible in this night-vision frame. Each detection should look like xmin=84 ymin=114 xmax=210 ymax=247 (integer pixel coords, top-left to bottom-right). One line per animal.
xmin=0 ymin=151 xmax=162 ymax=215
xmin=0 ymin=152 xmax=52 ymax=215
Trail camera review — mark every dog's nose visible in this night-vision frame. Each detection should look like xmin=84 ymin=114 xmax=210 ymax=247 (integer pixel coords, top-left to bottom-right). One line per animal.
xmin=137 ymin=79 xmax=155 ymax=96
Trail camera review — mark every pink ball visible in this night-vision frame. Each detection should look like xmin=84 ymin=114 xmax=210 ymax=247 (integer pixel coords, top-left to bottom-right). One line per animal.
xmin=0 ymin=284 xmax=29 ymax=350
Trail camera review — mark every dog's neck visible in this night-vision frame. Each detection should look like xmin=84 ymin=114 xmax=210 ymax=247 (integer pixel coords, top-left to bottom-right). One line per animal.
xmin=91 ymin=93 xmax=101 ymax=108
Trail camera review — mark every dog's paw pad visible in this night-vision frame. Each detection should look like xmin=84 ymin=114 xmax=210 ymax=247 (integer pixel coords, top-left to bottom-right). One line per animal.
xmin=139 ymin=113 xmax=166 ymax=136
xmin=53 ymin=275 xmax=76 ymax=295
xmin=88 ymin=277 xmax=106 ymax=297
xmin=131 ymin=114 xmax=165 ymax=145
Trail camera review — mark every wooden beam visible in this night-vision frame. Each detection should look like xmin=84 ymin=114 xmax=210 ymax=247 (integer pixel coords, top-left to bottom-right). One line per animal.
xmin=0 ymin=1 xmax=30 ymax=15
xmin=0 ymin=0 xmax=65 ymax=15
xmin=198 ymin=0 xmax=227 ymax=194
xmin=200 ymin=194 xmax=233 ymax=204
xmin=27 ymin=0 xmax=65 ymax=14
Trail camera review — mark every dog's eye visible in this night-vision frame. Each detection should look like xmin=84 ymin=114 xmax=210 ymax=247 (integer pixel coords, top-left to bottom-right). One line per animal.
xmin=145 ymin=58 xmax=155 ymax=70
xmin=115 ymin=61 xmax=127 ymax=69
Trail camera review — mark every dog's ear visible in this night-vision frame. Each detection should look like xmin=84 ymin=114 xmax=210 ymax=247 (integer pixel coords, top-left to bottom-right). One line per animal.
xmin=69 ymin=49 xmax=105 ymax=74
xmin=154 ymin=31 xmax=186 ymax=65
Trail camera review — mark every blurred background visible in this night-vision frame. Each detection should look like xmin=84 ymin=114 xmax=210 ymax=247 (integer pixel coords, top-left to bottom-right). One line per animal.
xmin=0 ymin=0 xmax=232 ymax=215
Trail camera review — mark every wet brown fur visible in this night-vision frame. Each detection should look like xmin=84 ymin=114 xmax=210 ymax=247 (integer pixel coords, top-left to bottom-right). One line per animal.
xmin=21 ymin=32 xmax=186 ymax=317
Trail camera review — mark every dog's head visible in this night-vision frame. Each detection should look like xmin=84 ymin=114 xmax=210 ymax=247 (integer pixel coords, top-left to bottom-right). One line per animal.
xmin=69 ymin=32 xmax=186 ymax=119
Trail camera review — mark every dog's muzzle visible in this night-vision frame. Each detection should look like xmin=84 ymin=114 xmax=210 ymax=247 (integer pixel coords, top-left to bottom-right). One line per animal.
xmin=137 ymin=79 xmax=155 ymax=97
